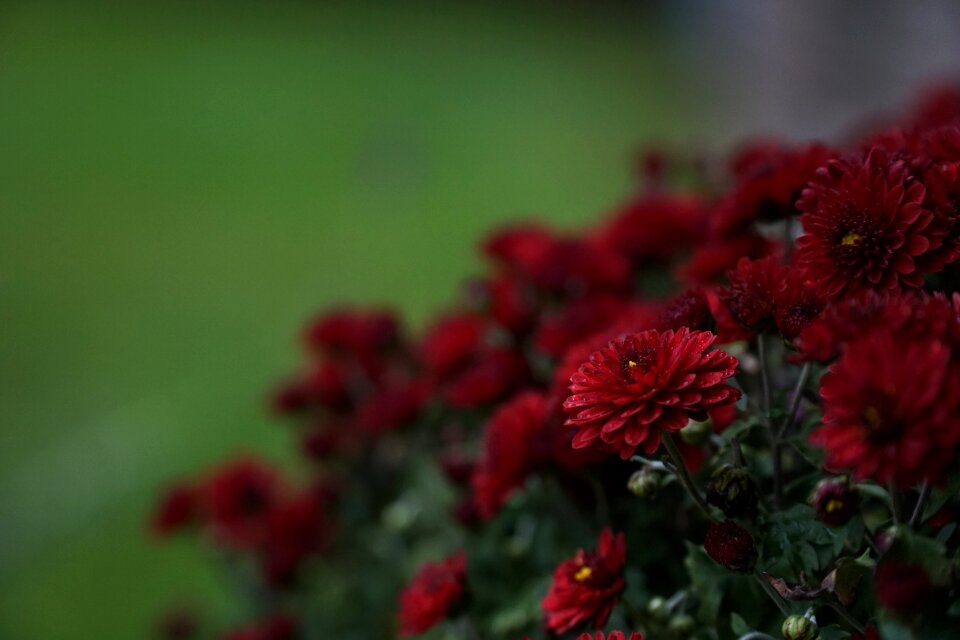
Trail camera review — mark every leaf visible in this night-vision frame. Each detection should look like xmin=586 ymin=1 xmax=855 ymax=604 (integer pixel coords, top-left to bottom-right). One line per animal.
xmin=762 ymin=572 xmax=828 ymax=601
xmin=817 ymin=624 xmax=850 ymax=640
xmin=832 ymin=550 xmax=874 ymax=607
xmin=878 ymin=618 xmax=915 ymax=640
xmin=685 ymin=542 xmax=729 ymax=625
xmin=854 ymin=482 xmax=891 ymax=503
xmin=730 ymin=612 xmax=750 ymax=636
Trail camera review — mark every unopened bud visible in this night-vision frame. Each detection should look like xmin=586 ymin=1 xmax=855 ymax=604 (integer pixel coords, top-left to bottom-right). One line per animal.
xmin=646 ymin=596 xmax=669 ymax=621
xmin=668 ymin=613 xmax=695 ymax=635
xmin=627 ymin=467 xmax=661 ymax=499
xmin=782 ymin=614 xmax=818 ymax=640
xmin=706 ymin=464 xmax=758 ymax=519
xmin=679 ymin=419 xmax=711 ymax=445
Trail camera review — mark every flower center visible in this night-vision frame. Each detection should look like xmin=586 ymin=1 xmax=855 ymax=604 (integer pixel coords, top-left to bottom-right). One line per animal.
xmin=826 ymin=498 xmax=844 ymax=513
xmin=841 ymin=231 xmax=862 ymax=246
xmin=574 ymin=566 xmax=593 ymax=582
xmin=862 ymin=405 xmax=882 ymax=430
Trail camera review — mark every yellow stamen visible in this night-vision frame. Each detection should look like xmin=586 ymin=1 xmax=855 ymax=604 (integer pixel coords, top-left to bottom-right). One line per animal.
xmin=841 ymin=232 xmax=861 ymax=246
xmin=627 ymin=360 xmax=638 ymax=368
xmin=863 ymin=406 xmax=881 ymax=429
xmin=826 ymin=498 xmax=844 ymax=513
xmin=574 ymin=566 xmax=593 ymax=582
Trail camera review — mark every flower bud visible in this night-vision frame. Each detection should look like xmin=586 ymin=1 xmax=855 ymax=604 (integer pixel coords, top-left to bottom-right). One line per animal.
xmin=646 ymin=596 xmax=669 ymax=621
xmin=810 ymin=477 xmax=859 ymax=526
xmin=679 ymin=419 xmax=712 ymax=445
xmin=781 ymin=614 xmax=818 ymax=640
xmin=706 ymin=464 xmax=758 ymax=519
xmin=704 ymin=520 xmax=757 ymax=573
xmin=668 ymin=613 xmax=695 ymax=635
xmin=627 ymin=467 xmax=661 ymax=499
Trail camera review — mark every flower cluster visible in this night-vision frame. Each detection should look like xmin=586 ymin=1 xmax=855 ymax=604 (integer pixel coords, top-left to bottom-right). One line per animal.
xmin=152 ymin=86 xmax=960 ymax=640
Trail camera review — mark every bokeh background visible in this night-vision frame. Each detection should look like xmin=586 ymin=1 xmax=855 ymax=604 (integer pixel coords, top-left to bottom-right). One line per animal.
xmin=2 ymin=1 xmax=959 ymax=638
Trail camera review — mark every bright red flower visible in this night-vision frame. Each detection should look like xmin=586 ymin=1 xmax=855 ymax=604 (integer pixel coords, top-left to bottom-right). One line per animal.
xmin=150 ymin=482 xmax=198 ymax=536
xmin=472 ymin=392 xmax=547 ymax=519
xmin=810 ymin=330 xmax=960 ymax=486
xmin=397 ymin=551 xmax=467 ymax=637
xmin=564 ymin=328 xmax=740 ymax=459
xmin=203 ymin=458 xmax=281 ymax=548
xmin=796 ymin=148 xmax=942 ymax=298
xmin=542 ymin=528 xmax=626 ymax=634
xmin=874 ymin=560 xmax=932 ymax=615
xmin=704 ymin=520 xmax=757 ymax=572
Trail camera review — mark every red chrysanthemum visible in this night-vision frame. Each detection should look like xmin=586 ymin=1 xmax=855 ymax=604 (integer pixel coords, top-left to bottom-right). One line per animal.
xmin=796 ymin=148 xmax=943 ymax=298
xmin=563 ymin=328 xmax=740 ymax=459
xmin=202 ymin=458 xmax=282 ymax=548
xmin=679 ymin=233 xmax=779 ymax=284
xmin=874 ymin=560 xmax=932 ymax=615
xmin=219 ymin=613 xmax=298 ymax=640
xmin=397 ymin=551 xmax=467 ymax=637
xmin=597 ymin=193 xmax=707 ymax=266
xmin=472 ymin=391 xmax=547 ymax=519
xmin=542 ymin=528 xmax=626 ymax=634
xmin=658 ymin=288 xmax=714 ymax=332
xmin=150 ymin=482 xmax=198 ymax=536
xmin=810 ymin=330 xmax=960 ymax=486
xmin=259 ymin=492 xmax=331 ymax=587
xmin=719 ymin=256 xmax=786 ymax=332
xmin=704 ymin=520 xmax=757 ymax=573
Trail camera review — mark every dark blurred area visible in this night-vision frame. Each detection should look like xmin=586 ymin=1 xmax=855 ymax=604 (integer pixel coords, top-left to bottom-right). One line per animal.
xmin=1 ymin=1 xmax=958 ymax=638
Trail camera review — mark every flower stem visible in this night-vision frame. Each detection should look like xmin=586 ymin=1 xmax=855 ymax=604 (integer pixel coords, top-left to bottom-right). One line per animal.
xmin=888 ymin=480 xmax=902 ymax=525
xmin=754 ymin=572 xmax=790 ymax=616
xmin=777 ymin=362 xmax=811 ymax=439
xmin=757 ymin=333 xmax=783 ymax=510
xmin=908 ymin=482 xmax=931 ymax=529
xmin=662 ymin=433 xmax=713 ymax=519
xmin=823 ymin=600 xmax=866 ymax=634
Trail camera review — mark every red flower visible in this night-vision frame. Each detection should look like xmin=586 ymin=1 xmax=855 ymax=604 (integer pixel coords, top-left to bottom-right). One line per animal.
xmin=472 ymin=392 xmax=547 ymax=519
xmin=397 ymin=551 xmax=467 ymax=637
xmin=575 ymin=632 xmax=643 ymax=640
xmin=810 ymin=477 xmax=860 ymax=527
xmin=597 ymin=194 xmax=706 ymax=266
xmin=810 ymin=330 xmax=960 ymax=486
xmin=874 ymin=560 xmax=932 ymax=615
xmin=203 ymin=458 xmax=281 ymax=548
xmin=542 ymin=528 xmax=626 ymax=634
xmin=704 ymin=520 xmax=757 ymax=572
xmin=259 ymin=493 xmax=331 ymax=587
xmin=564 ymin=328 xmax=740 ymax=459
xmin=442 ymin=346 xmax=528 ymax=409
xmin=850 ymin=624 xmax=880 ymax=640
xmin=796 ymin=148 xmax=941 ymax=298
xmin=658 ymin=288 xmax=714 ymax=332
xmin=150 ymin=482 xmax=198 ymax=536
xmin=719 ymin=257 xmax=785 ymax=332
xmin=419 ymin=313 xmax=487 ymax=377
xmin=303 ymin=308 xmax=398 ymax=357
xmin=773 ymin=267 xmax=825 ymax=341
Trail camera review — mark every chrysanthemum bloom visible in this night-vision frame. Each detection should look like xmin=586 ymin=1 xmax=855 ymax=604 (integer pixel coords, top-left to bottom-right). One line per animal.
xmin=796 ymin=148 xmax=944 ymax=298
xmin=542 ymin=528 xmax=626 ymax=634
xmin=658 ymin=288 xmax=714 ymax=332
xmin=719 ymin=256 xmax=786 ymax=332
xmin=564 ymin=328 xmax=740 ymax=459
xmin=809 ymin=477 xmax=860 ymax=527
xmin=203 ymin=458 xmax=282 ymax=548
xmin=259 ymin=492 xmax=331 ymax=587
xmin=472 ymin=391 xmax=547 ymax=519
xmin=703 ymin=520 xmax=757 ymax=573
xmin=874 ymin=560 xmax=932 ymax=615
xmin=150 ymin=482 xmax=198 ymax=536
xmin=810 ymin=330 xmax=960 ymax=487
xmin=397 ymin=551 xmax=467 ymax=637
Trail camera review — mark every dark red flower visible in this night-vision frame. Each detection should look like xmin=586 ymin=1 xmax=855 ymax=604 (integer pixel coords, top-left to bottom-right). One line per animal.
xmin=679 ymin=233 xmax=779 ymax=284
xmin=704 ymin=520 xmax=757 ymax=572
xmin=397 ymin=551 xmax=467 ymax=637
xmin=810 ymin=330 xmax=960 ymax=486
xmin=658 ymin=288 xmax=714 ymax=332
xmin=850 ymin=624 xmax=880 ymax=640
xmin=874 ymin=560 xmax=932 ymax=615
xmin=419 ymin=313 xmax=487 ymax=377
xmin=796 ymin=148 xmax=941 ymax=298
xmin=219 ymin=614 xmax=298 ymax=640
xmin=542 ymin=528 xmax=626 ymax=634
xmin=810 ymin=477 xmax=860 ymax=527
xmin=303 ymin=308 xmax=398 ymax=357
xmin=203 ymin=458 xmax=281 ymax=548
xmin=472 ymin=392 xmax=547 ymax=519
xmin=713 ymin=142 xmax=835 ymax=236
xmin=575 ymin=632 xmax=643 ymax=640
xmin=773 ymin=267 xmax=825 ymax=341
xmin=564 ymin=328 xmax=740 ymax=459
xmin=150 ymin=482 xmax=198 ymax=536
xmin=534 ymin=294 xmax=632 ymax=360
xmin=719 ymin=257 xmax=786 ymax=332
xmin=442 ymin=346 xmax=528 ymax=409
xmin=356 ymin=376 xmax=429 ymax=433
xmin=259 ymin=493 xmax=331 ymax=587
xmin=597 ymin=194 xmax=707 ymax=266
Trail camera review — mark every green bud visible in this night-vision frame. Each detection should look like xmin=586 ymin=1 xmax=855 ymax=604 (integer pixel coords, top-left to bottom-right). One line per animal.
xmin=706 ymin=463 xmax=759 ymax=519
xmin=679 ymin=419 xmax=712 ymax=445
xmin=781 ymin=615 xmax=818 ymax=640
xmin=668 ymin=613 xmax=695 ymax=635
xmin=627 ymin=467 xmax=661 ymax=499
xmin=646 ymin=595 xmax=669 ymax=621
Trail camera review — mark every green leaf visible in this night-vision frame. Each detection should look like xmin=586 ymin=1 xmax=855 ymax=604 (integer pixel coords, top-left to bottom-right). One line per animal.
xmin=730 ymin=612 xmax=750 ymax=636
xmin=684 ymin=542 xmax=729 ymax=626
xmin=817 ymin=624 xmax=850 ymax=640
xmin=832 ymin=550 xmax=874 ymax=607
xmin=878 ymin=618 xmax=915 ymax=640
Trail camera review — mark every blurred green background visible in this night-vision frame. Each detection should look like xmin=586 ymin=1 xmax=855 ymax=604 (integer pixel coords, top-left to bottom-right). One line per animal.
xmin=0 ymin=1 xmax=696 ymax=637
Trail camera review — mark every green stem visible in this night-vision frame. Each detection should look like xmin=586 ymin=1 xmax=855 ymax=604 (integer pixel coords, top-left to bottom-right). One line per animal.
xmin=777 ymin=362 xmax=811 ymax=439
xmin=823 ymin=600 xmax=866 ymax=634
xmin=754 ymin=573 xmax=790 ymax=616
xmin=757 ymin=334 xmax=783 ymax=509
xmin=888 ymin=480 xmax=902 ymax=525
xmin=908 ymin=482 xmax=931 ymax=529
xmin=662 ymin=433 xmax=713 ymax=519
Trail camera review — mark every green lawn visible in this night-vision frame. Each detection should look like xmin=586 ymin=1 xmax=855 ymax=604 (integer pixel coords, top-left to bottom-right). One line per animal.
xmin=0 ymin=1 xmax=693 ymax=637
